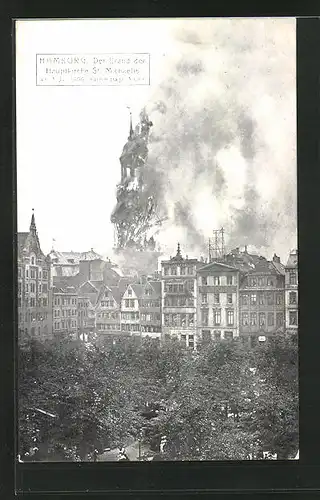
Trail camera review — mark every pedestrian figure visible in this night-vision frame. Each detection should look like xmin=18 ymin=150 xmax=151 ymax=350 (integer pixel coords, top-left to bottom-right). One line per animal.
xmin=118 ymin=447 xmax=129 ymax=461
xmin=93 ymin=448 xmax=99 ymax=462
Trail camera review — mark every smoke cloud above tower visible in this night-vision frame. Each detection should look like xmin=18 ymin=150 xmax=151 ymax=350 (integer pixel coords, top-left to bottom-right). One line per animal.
xmin=143 ymin=18 xmax=296 ymax=260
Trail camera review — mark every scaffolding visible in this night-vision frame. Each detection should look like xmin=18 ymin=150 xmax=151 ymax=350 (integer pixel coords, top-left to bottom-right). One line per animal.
xmin=208 ymin=228 xmax=225 ymax=262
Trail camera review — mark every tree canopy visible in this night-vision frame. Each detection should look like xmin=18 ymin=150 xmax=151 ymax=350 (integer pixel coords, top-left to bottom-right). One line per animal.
xmin=18 ymin=333 xmax=298 ymax=461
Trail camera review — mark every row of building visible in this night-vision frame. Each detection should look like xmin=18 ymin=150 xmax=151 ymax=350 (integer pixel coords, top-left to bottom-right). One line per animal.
xmin=17 ymin=212 xmax=298 ymax=349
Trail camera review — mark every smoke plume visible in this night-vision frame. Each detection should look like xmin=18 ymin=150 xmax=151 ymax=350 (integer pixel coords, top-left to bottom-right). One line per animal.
xmin=143 ymin=18 xmax=296 ymax=261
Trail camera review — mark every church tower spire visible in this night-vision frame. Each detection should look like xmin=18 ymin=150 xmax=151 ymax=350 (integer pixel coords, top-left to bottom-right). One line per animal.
xmin=127 ymin=107 xmax=134 ymax=140
xmin=30 ymin=208 xmax=37 ymax=233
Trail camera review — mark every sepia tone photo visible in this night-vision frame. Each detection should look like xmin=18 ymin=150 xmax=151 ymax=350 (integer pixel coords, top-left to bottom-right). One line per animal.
xmin=16 ymin=18 xmax=298 ymax=462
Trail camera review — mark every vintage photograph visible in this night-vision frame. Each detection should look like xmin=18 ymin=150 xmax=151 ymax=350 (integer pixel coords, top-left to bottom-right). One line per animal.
xmin=16 ymin=18 xmax=298 ymax=462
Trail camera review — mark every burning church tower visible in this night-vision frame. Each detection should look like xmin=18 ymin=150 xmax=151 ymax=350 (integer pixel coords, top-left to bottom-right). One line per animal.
xmin=111 ymin=109 xmax=163 ymax=276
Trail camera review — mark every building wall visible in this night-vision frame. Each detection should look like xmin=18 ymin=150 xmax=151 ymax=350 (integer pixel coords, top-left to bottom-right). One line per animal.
xmin=285 ymin=264 xmax=298 ymax=332
xmin=53 ymin=291 xmax=78 ymax=337
xmin=139 ymin=283 xmax=161 ymax=338
xmin=197 ymin=268 xmax=240 ymax=342
xmin=161 ymin=258 xmax=199 ymax=349
xmin=120 ymin=286 xmax=140 ymax=335
xmin=18 ymin=252 xmax=52 ymax=341
xmin=96 ymin=289 xmax=121 ymax=339
xmin=239 ymin=273 xmax=285 ymax=343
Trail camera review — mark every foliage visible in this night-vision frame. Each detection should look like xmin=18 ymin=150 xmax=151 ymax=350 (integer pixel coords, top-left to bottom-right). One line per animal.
xmin=18 ymin=333 xmax=298 ymax=461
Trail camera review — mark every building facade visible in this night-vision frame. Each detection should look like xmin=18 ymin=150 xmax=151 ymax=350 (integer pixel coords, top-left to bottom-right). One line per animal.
xmin=120 ymin=284 xmax=142 ymax=336
xmin=239 ymin=255 xmax=285 ymax=346
xmin=197 ymin=261 xmax=240 ymax=343
xmin=95 ymin=284 xmax=122 ymax=343
xmin=161 ymin=245 xmax=199 ymax=349
xmin=52 ymin=286 xmax=78 ymax=338
xmin=285 ymin=249 xmax=298 ymax=332
xmin=139 ymin=280 xmax=161 ymax=339
xmin=18 ymin=211 xmax=52 ymax=342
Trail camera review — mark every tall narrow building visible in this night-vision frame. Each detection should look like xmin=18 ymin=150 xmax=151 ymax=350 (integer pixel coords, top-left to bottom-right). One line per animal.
xmin=161 ymin=244 xmax=200 ymax=349
xmin=17 ymin=210 xmax=52 ymax=342
xmin=285 ymin=249 xmax=298 ymax=333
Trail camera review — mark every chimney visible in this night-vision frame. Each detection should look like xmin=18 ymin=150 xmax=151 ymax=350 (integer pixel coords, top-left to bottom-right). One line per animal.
xmin=244 ymin=245 xmax=248 ymax=253
xmin=273 ymin=254 xmax=280 ymax=264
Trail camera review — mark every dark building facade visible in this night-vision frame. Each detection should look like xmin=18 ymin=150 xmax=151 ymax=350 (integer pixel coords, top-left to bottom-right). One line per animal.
xmin=18 ymin=211 xmax=52 ymax=341
xmin=239 ymin=254 xmax=285 ymax=346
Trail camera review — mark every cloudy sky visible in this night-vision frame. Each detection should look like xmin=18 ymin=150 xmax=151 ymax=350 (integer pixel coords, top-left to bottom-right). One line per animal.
xmin=16 ymin=18 xmax=296 ymax=263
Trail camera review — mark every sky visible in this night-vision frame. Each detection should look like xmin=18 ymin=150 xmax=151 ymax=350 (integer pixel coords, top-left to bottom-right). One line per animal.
xmin=16 ymin=18 xmax=297 ymax=263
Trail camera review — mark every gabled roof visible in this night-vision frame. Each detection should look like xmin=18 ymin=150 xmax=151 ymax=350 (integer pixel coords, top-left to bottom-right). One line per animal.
xmin=148 ymin=280 xmax=161 ymax=297
xmin=131 ymin=284 xmax=144 ymax=298
xmin=197 ymin=261 xmax=239 ymax=273
xmin=109 ymin=286 xmax=122 ymax=306
xmin=17 ymin=233 xmax=29 ymax=255
xmin=79 ymin=280 xmax=100 ymax=293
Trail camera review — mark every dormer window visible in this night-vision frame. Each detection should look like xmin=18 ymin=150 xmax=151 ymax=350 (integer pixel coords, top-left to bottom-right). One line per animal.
xmin=127 ymin=288 xmax=132 ymax=296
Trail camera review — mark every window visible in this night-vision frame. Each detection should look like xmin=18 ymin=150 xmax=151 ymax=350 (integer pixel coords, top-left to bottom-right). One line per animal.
xmin=289 ymin=270 xmax=297 ymax=285
xmin=181 ymin=334 xmax=187 ymax=346
xmin=276 ymin=312 xmax=284 ymax=327
xmin=39 ymin=284 xmax=42 ymax=293
xmin=289 ymin=311 xmax=298 ymax=326
xmin=249 ymin=277 xmax=257 ymax=287
xmin=213 ymin=276 xmax=220 ymax=286
xmin=31 ymin=269 xmax=36 ymax=279
xmin=43 ymin=284 xmax=48 ymax=293
xmin=171 ymin=266 xmax=177 ymax=276
xmin=25 ymin=283 xmax=29 ymax=293
xmin=43 ymin=271 xmax=48 ymax=280
xmin=224 ymin=331 xmax=233 ymax=341
xmin=259 ymin=312 xmax=266 ymax=327
xmin=202 ymin=330 xmax=211 ymax=342
xmin=250 ymin=294 xmax=257 ymax=305
xmin=164 ymin=314 xmax=169 ymax=326
xmin=30 ymin=283 xmax=35 ymax=293
xmin=202 ymin=276 xmax=208 ymax=286
xmin=26 ymin=268 xmax=29 ymax=278
xmin=250 ymin=313 xmax=257 ymax=326
xmin=31 ymin=256 xmax=35 ymax=265
xmin=187 ymin=266 xmax=194 ymax=275
xmin=187 ymin=297 xmax=194 ymax=307
xmin=188 ymin=313 xmax=194 ymax=327
xmin=227 ymin=310 xmax=234 ymax=326
xmin=30 ymin=298 xmax=36 ymax=307
xmin=227 ymin=293 xmax=233 ymax=304
xmin=258 ymin=277 xmax=264 ymax=287
xmin=267 ymin=312 xmax=274 ymax=326
xmin=178 ymin=284 xmax=184 ymax=292
xmin=145 ymin=288 xmax=152 ymax=296
xmin=227 ymin=275 xmax=233 ymax=285
xmin=125 ymin=299 xmax=130 ymax=307
xmin=267 ymin=292 xmax=274 ymax=306
xmin=127 ymin=288 xmax=132 ymax=296
xmin=181 ymin=313 xmax=186 ymax=327
xmin=201 ymin=309 xmax=208 ymax=326
xmin=43 ymin=298 xmax=47 ymax=307
xmin=213 ymin=309 xmax=221 ymax=326
xmin=202 ymin=293 xmax=208 ymax=304
xmin=164 ymin=267 xmax=169 ymax=276
xmin=242 ymin=294 xmax=249 ymax=305
xmin=187 ymin=280 xmax=194 ymax=292
xmin=242 ymin=312 xmax=249 ymax=326
xmin=289 ymin=292 xmax=297 ymax=305
xmin=130 ymin=299 xmax=135 ymax=308
xmin=276 ymin=293 xmax=282 ymax=305
xmin=214 ymin=293 xmax=220 ymax=304
xmin=259 ymin=293 xmax=265 ymax=305
xmin=267 ymin=278 xmax=274 ymax=286
xmin=180 ymin=266 xmax=186 ymax=275
xmin=18 ymin=267 xmax=22 ymax=278
xmin=214 ymin=330 xmax=221 ymax=341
